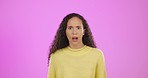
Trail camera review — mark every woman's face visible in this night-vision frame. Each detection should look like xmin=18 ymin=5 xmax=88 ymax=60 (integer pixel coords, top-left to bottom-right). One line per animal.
xmin=66 ymin=17 xmax=85 ymax=47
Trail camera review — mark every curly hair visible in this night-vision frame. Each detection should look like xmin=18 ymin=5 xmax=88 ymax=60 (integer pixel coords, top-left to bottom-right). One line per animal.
xmin=48 ymin=13 xmax=96 ymax=64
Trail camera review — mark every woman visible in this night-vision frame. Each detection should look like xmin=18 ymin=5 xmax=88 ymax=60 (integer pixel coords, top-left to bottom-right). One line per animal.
xmin=48 ymin=13 xmax=107 ymax=78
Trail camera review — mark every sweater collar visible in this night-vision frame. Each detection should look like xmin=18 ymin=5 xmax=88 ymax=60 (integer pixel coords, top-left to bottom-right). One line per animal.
xmin=67 ymin=45 xmax=87 ymax=52
xmin=63 ymin=45 xmax=91 ymax=55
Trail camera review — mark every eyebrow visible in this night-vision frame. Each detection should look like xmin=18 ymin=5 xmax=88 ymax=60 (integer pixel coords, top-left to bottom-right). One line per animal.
xmin=67 ymin=26 xmax=72 ymax=27
xmin=67 ymin=26 xmax=81 ymax=27
xmin=67 ymin=26 xmax=73 ymax=28
xmin=76 ymin=26 xmax=81 ymax=27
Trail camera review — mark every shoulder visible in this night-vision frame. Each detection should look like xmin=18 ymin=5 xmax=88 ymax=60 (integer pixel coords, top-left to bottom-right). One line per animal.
xmin=50 ymin=48 xmax=65 ymax=58
xmin=89 ymin=47 xmax=104 ymax=57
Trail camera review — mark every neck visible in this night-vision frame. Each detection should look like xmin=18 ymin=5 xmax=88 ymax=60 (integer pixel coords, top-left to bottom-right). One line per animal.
xmin=69 ymin=43 xmax=85 ymax=49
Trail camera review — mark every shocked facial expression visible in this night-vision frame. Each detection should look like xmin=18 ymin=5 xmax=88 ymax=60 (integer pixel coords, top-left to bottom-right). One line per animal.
xmin=66 ymin=17 xmax=85 ymax=46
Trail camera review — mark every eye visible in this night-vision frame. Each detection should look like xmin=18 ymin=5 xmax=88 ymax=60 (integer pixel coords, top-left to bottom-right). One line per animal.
xmin=77 ymin=26 xmax=81 ymax=29
xmin=67 ymin=26 xmax=72 ymax=30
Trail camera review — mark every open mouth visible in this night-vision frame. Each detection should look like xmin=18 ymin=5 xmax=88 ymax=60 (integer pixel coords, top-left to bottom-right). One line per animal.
xmin=72 ymin=37 xmax=78 ymax=42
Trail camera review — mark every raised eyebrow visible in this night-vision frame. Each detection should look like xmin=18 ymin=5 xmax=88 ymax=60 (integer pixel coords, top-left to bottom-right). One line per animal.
xmin=76 ymin=26 xmax=81 ymax=27
xmin=67 ymin=26 xmax=73 ymax=27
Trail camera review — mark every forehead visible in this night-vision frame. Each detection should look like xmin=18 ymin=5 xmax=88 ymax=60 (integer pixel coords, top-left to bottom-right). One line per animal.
xmin=67 ymin=17 xmax=83 ymax=26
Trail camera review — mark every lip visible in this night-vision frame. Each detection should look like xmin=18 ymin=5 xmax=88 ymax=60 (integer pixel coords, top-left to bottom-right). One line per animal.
xmin=72 ymin=36 xmax=78 ymax=39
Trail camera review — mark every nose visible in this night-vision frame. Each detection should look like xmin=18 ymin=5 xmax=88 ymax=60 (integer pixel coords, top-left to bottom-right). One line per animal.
xmin=72 ymin=28 xmax=77 ymax=35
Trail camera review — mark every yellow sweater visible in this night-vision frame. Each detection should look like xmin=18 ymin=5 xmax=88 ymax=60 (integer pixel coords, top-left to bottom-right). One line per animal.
xmin=48 ymin=45 xmax=107 ymax=78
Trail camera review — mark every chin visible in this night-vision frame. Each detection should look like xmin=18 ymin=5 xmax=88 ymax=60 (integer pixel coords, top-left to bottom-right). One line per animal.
xmin=72 ymin=42 xmax=78 ymax=44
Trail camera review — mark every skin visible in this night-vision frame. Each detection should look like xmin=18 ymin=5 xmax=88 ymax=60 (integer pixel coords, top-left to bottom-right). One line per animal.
xmin=66 ymin=17 xmax=85 ymax=49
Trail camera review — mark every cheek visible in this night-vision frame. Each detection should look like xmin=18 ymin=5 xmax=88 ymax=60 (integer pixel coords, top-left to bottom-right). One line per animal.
xmin=66 ymin=30 xmax=71 ymax=39
xmin=78 ymin=30 xmax=84 ymax=36
xmin=77 ymin=33 xmax=83 ymax=39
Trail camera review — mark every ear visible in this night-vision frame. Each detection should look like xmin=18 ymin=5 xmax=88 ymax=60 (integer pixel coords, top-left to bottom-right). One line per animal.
xmin=83 ymin=29 xmax=85 ymax=35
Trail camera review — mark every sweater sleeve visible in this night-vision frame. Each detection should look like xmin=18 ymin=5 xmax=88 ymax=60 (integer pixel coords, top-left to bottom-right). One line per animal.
xmin=95 ymin=50 xmax=107 ymax=78
xmin=48 ymin=54 xmax=56 ymax=78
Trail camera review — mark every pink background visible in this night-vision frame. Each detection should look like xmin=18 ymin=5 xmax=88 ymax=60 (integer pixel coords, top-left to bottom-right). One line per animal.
xmin=0 ymin=0 xmax=148 ymax=78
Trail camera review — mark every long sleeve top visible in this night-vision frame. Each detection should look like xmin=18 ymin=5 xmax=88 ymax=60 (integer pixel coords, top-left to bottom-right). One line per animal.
xmin=48 ymin=45 xmax=107 ymax=78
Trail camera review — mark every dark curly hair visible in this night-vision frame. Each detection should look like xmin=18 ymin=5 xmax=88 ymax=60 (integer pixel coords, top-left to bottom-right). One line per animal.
xmin=48 ymin=13 xmax=96 ymax=65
